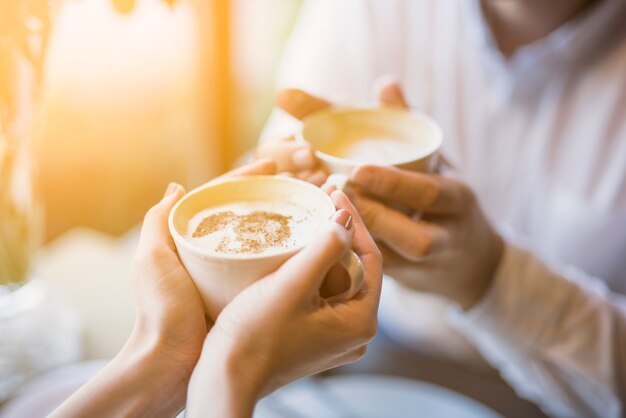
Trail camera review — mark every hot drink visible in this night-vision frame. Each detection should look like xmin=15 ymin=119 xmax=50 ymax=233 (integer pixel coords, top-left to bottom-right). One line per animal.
xmin=186 ymin=201 xmax=317 ymax=255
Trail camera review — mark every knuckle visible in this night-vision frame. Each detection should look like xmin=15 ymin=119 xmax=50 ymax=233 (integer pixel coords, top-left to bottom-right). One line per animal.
xmin=422 ymin=183 xmax=441 ymax=208
xmin=384 ymin=176 xmax=402 ymax=198
xmin=456 ymin=182 xmax=476 ymax=207
xmin=416 ymin=232 xmax=434 ymax=257
xmin=400 ymin=230 xmax=432 ymax=262
xmin=135 ymin=245 xmax=169 ymax=267
xmin=356 ymin=316 xmax=378 ymax=343
xmin=143 ymin=205 xmax=162 ymax=223
xmin=325 ymin=227 xmax=350 ymax=253
xmin=350 ymin=345 xmax=368 ymax=362
xmin=359 ymin=201 xmax=382 ymax=230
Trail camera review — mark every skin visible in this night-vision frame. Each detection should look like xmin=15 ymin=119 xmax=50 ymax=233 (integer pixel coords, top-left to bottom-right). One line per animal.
xmin=265 ymin=82 xmax=503 ymax=310
xmin=50 ymin=160 xmax=382 ymax=418
xmin=187 ymin=191 xmax=382 ymax=418
xmin=259 ymin=2 xmax=599 ymax=309
xmin=482 ymin=0 xmax=599 ymax=56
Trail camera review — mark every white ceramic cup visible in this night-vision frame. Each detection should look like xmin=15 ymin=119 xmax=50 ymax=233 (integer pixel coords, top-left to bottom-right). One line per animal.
xmin=169 ymin=175 xmax=364 ymax=319
xmin=298 ymin=106 xmax=443 ymax=186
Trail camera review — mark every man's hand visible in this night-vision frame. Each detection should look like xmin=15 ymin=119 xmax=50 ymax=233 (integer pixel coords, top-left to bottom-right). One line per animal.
xmin=257 ymin=77 xmax=408 ymax=186
xmin=348 ymin=164 xmax=503 ymax=310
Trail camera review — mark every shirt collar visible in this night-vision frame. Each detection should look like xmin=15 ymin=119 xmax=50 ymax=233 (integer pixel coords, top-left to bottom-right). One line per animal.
xmin=466 ymin=0 xmax=626 ymax=76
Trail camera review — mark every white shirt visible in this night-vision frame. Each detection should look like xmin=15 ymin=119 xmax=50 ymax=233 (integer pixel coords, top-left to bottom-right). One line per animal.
xmin=262 ymin=0 xmax=626 ymax=417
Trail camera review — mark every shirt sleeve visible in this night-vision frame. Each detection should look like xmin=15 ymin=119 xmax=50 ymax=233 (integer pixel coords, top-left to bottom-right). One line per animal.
xmin=449 ymin=231 xmax=626 ymax=418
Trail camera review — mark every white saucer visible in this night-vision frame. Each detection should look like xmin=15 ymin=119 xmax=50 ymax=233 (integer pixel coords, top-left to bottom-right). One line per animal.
xmin=256 ymin=374 xmax=503 ymax=418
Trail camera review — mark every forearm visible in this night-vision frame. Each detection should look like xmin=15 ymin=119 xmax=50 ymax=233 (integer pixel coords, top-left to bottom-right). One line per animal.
xmin=185 ymin=338 xmax=259 ymax=418
xmin=451 ymin=240 xmax=626 ymax=417
xmin=50 ymin=333 xmax=189 ymax=418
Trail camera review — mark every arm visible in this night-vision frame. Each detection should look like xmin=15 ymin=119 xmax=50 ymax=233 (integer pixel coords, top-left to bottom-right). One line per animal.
xmin=186 ymin=191 xmax=382 ymax=418
xmin=49 ymin=160 xmax=279 ymax=418
xmin=329 ymin=80 xmax=626 ymax=417
xmin=48 ymin=333 xmax=190 ymax=418
xmin=51 ymin=162 xmax=382 ymax=418
xmin=450 ymin=237 xmax=626 ymax=418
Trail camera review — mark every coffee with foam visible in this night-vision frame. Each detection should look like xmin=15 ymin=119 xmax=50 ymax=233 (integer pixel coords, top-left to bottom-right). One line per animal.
xmin=323 ymin=135 xmax=425 ymax=164
xmin=299 ymin=107 xmax=442 ymax=175
xmin=186 ymin=201 xmax=317 ymax=256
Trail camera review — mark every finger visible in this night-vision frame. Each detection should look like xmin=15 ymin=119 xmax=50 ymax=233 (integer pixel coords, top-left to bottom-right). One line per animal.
xmin=351 ymin=165 xmax=467 ymax=215
xmin=373 ymin=75 xmax=408 ymax=108
xmin=219 ymin=158 xmax=277 ymax=179
xmin=321 ymin=182 xmax=338 ymax=195
xmin=377 ymin=242 xmax=408 ymax=267
xmin=331 ymin=190 xmax=383 ymax=301
xmin=137 ymin=183 xmax=186 ymax=253
xmin=320 ymin=263 xmax=351 ymax=299
xmin=349 ymin=193 xmax=446 ymax=261
xmin=297 ymin=168 xmax=328 ymax=187
xmin=277 ymin=88 xmax=331 ymax=120
xmin=274 ymin=216 xmax=352 ymax=298
xmin=257 ymin=139 xmax=318 ymax=173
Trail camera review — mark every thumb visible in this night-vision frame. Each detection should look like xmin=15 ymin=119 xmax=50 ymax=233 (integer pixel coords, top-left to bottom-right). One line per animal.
xmin=137 ymin=182 xmax=186 ymax=254
xmin=277 ymin=88 xmax=331 ymax=120
xmin=272 ymin=211 xmax=353 ymax=299
xmin=257 ymin=137 xmax=317 ymax=173
xmin=374 ymin=75 xmax=409 ymax=108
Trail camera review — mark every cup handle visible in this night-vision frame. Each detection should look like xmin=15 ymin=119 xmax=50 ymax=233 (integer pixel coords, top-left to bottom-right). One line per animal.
xmin=325 ymin=250 xmax=364 ymax=303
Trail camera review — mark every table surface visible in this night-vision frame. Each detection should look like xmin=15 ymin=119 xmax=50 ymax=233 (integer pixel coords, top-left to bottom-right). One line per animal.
xmin=257 ymin=374 xmax=503 ymax=418
xmin=1 ymin=362 xmax=502 ymax=418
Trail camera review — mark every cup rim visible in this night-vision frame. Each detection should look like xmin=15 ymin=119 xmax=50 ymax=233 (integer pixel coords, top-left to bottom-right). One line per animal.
xmin=168 ymin=175 xmax=336 ymax=261
xmin=298 ymin=105 xmax=443 ymax=168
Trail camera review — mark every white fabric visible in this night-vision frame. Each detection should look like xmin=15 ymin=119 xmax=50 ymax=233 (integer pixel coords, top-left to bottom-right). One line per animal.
xmin=262 ymin=0 xmax=626 ymax=417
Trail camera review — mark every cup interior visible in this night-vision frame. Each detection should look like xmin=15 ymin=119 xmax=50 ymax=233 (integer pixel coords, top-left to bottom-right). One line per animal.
xmin=301 ymin=107 xmax=442 ymax=166
xmin=169 ymin=175 xmax=335 ymax=259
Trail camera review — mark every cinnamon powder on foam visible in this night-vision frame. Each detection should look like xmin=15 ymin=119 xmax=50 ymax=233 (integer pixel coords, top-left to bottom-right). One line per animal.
xmin=192 ymin=211 xmax=292 ymax=254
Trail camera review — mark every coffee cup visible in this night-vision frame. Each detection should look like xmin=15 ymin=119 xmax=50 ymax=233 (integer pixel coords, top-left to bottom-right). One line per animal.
xmin=168 ymin=175 xmax=364 ymax=319
xmin=298 ymin=106 xmax=443 ymax=187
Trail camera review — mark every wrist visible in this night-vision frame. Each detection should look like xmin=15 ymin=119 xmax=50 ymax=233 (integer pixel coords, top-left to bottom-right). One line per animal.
xmin=129 ymin=317 xmax=204 ymax=376
xmin=186 ymin=334 xmax=262 ymax=418
xmin=117 ymin=330 xmax=194 ymax=416
xmin=50 ymin=327 xmax=192 ymax=418
xmin=459 ymin=232 xmax=504 ymax=311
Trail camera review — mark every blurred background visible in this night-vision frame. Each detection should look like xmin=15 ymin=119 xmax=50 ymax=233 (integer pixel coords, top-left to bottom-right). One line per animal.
xmin=41 ymin=0 xmax=302 ymax=239
xmin=0 ymin=0 xmax=304 ymax=392
xmin=0 ymin=2 xmax=546 ymax=416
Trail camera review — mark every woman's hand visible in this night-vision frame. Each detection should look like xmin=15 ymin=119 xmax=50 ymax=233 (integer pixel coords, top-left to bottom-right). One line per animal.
xmin=131 ymin=159 xmax=279 ymax=375
xmin=50 ymin=159 xmax=277 ymax=418
xmin=186 ymin=191 xmax=383 ymax=418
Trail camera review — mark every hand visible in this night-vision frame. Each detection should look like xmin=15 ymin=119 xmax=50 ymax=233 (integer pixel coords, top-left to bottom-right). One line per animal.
xmin=348 ymin=163 xmax=503 ymax=310
xmin=49 ymin=160 xmax=277 ymax=418
xmin=131 ymin=159 xmax=279 ymax=375
xmin=186 ymin=191 xmax=383 ymax=418
xmin=256 ymin=77 xmax=408 ymax=186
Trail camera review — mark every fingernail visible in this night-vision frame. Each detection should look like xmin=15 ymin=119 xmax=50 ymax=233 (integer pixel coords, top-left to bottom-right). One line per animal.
xmin=291 ymin=148 xmax=315 ymax=169
xmin=331 ymin=209 xmax=353 ymax=230
xmin=164 ymin=182 xmax=180 ymax=197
